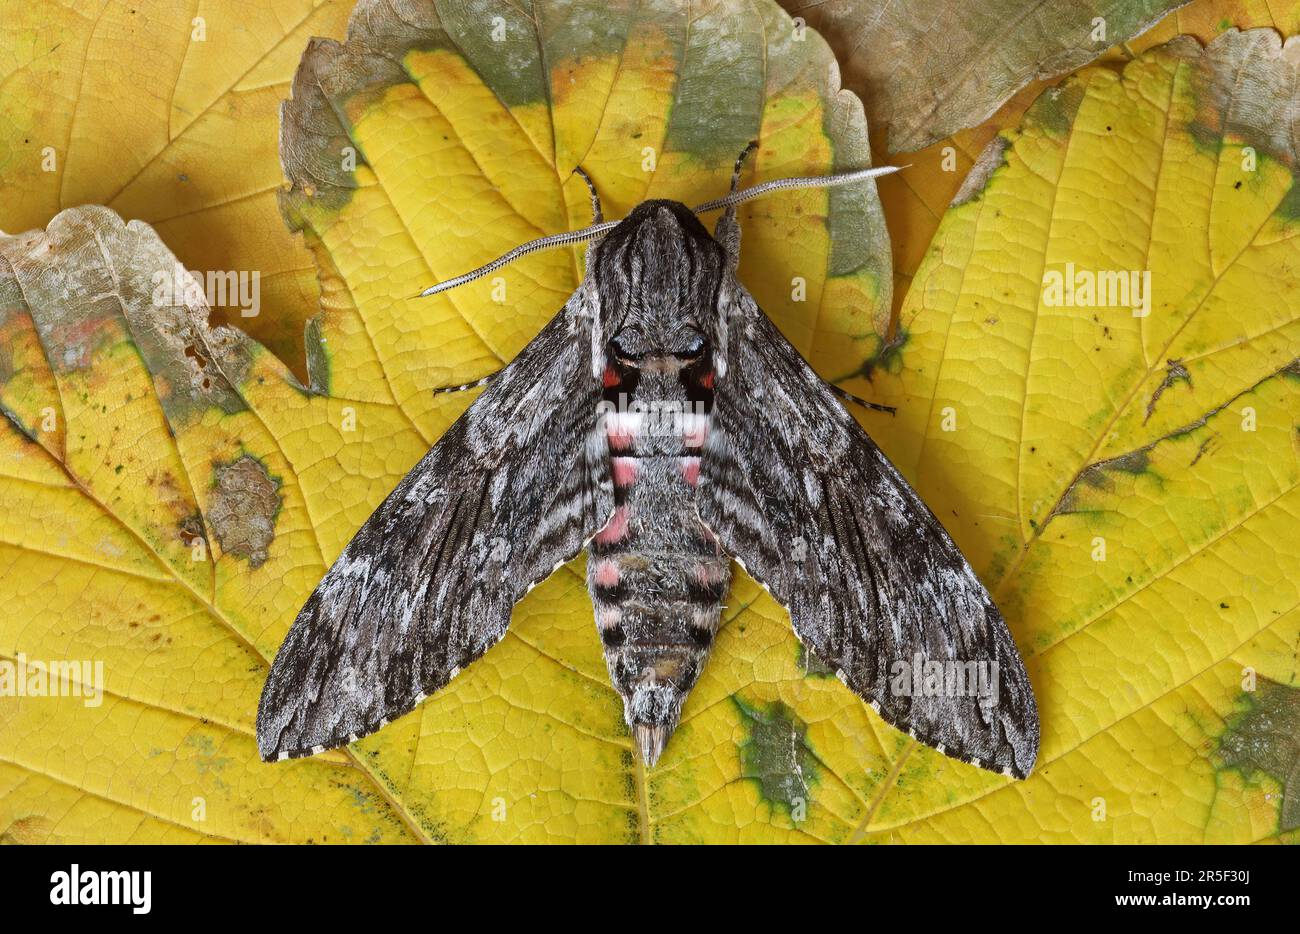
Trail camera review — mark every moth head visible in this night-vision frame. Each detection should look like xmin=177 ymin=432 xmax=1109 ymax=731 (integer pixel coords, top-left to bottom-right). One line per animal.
xmin=590 ymin=199 xmax=725 ymax=357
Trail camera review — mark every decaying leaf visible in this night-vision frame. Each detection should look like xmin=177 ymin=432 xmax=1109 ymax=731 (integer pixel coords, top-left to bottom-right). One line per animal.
xmin=0 ymin=0 xmax=353 ymax=375
xmin=877 ymin=0 xmax=1300 ymax=333
xmin=780 ymin=0 xmax=1191 ymax=154
xmin=1217 ymin=679 xmax=1300 ymax=833
xmin=0 ymin=206 xmax=418 ymax=843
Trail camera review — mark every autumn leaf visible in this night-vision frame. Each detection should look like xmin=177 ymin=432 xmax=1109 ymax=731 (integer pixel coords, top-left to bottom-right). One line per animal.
xmin=0 ymin=0 xmax=353 ymax=377
xmin=877 ymin=0 xmax=1300 ymax=332
xmin=856 ymin=27 xmax=1300 ymax=842
xmin=2 ymin=1 xmax=1298 ymax=845
xmin=0 ymin=0 xmax=896 ymax=844
xmin=0 ymin=206 xmax=424 ymax=843
xmin=779 ymin=0 xmax=1191 ymax=154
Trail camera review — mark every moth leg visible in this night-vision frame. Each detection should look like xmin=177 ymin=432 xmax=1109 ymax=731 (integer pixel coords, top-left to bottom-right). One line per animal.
xmin=827 ymin=382 xmax=896 ymax=415
xmin=432 ymin=371 xmax=499 ymax=395
xmin=574 ymin=166 xmax=603 ymax=224
xmin=714 ymin=140 xmax=758 ymax=270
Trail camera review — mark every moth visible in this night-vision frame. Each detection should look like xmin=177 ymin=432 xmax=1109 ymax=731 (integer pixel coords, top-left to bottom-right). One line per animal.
xmin=257 ymin=146 xmax=1040 ymax=779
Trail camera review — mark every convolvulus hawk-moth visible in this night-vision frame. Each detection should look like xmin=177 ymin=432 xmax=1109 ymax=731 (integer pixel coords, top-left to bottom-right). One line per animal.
xmin=257 ymin=147 xmax=1040 ymax=779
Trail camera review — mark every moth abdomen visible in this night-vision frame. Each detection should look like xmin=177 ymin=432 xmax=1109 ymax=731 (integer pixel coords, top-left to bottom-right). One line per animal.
xmin=587 ymin=351 xmax=729 ymax=766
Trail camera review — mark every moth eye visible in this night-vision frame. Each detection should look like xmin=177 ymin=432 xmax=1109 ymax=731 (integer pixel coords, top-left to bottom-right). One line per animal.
xmin=677 ymin=333 xmax=707 ymax=360
xmin=609 ymin=333 xmax=644 ymax=364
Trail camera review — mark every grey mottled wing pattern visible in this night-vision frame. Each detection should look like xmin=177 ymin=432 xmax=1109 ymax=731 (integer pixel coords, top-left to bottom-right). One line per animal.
xmin=257 ymin=301 xmax=612 ymax=761
xmin=697 ymin=290 xmax=1039 ymax=778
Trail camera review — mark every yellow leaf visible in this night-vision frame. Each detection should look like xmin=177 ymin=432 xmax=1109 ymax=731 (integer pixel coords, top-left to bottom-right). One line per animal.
xmin=1 ymin=0 xmax=897 ymax=844
xmin=0 ymin=0 xmax=353 ymax=378
xmin=878 ymin=0 xmax=1300 ymax=334
xmin=858 ymin=27 xmax=1300 ymax=843
xmin=0 ymin=207 xmax=416 ymax=843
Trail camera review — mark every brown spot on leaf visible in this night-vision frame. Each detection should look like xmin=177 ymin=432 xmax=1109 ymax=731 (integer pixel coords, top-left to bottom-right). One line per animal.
xmin=1053 ymin=358 xmax=1300 ymax=519
xmin=1217 ymin=679 xmax=1300 ymax=833
xmin=951 ymin=135 xmax=1010 ymax=207
xmin=1184 ymin=30 xmax=1300 ymax=172
xmin=208 ymin=455 xmax=281 ymax=569
xmin=1145 ymin=358 xmax=1192 ymax=423
xmin=179 ymin=513 xmax=206 ymax=549
xmin=0 ymin=815 xmax=56 ymax=844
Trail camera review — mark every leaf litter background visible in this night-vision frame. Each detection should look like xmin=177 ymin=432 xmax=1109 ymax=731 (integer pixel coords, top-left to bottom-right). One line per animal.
xmin=0 ymin=0 xmax=1298 ymax=843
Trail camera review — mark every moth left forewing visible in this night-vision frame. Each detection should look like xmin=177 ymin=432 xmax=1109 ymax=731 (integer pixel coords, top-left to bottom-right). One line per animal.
xmin=256 ymin=297 xmax=612 ymax=762
xmin=697 ymin=287 xmax=1039 ymax=779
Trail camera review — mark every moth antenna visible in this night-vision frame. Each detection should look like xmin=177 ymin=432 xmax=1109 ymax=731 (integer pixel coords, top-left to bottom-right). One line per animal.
xmin=420 ymin=163 xmax=905 ymax=298
xmin=574 ymin=166 xmax=603 ymax=224
xmin=419 ymin=219 xmax=617 ymax=297
xmin=693 ymin=163 xmax=905 ymax=215
xmin=715 ymin=141 xmax=758 ymax=269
